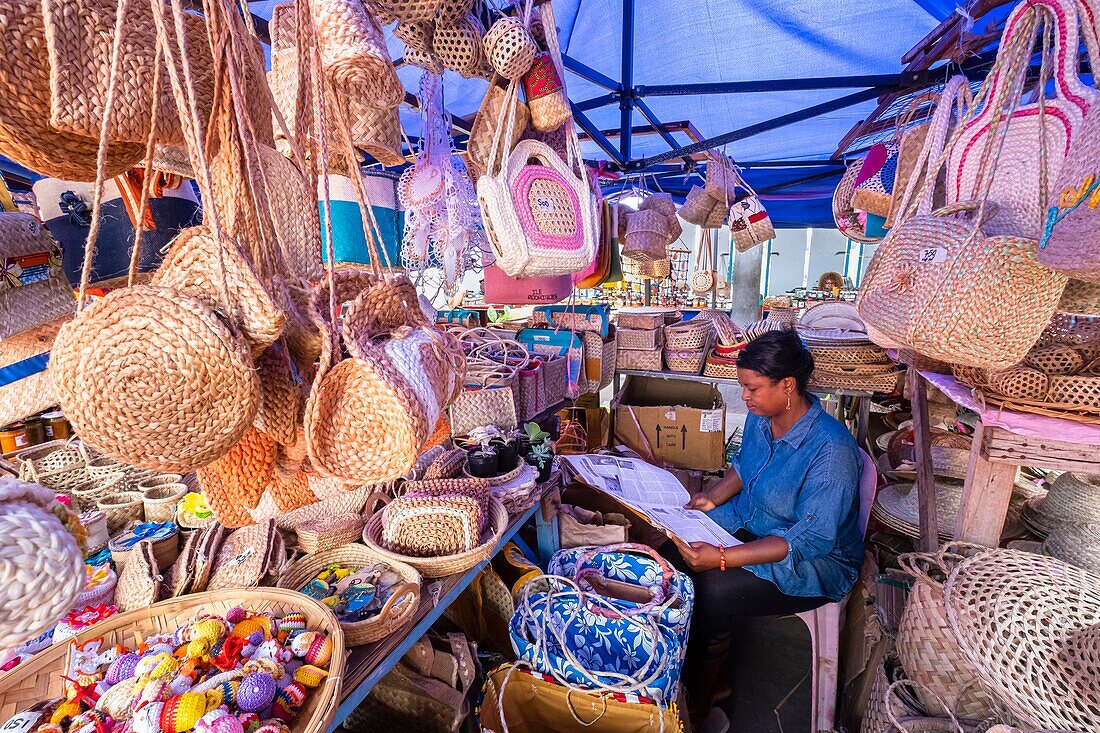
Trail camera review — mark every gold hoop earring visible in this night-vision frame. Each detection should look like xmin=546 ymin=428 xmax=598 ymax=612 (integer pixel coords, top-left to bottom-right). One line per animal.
xmin=786 ymin=392 xmax=792 ymax=411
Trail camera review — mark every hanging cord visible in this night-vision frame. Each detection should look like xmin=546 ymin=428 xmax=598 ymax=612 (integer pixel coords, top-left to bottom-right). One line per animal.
xmin=126 ymin=47 xmax=167 ymax=286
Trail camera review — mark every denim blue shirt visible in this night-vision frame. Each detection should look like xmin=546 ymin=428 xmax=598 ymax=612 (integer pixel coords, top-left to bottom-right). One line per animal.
xmin=706 ymin=394 xmax=863 ymax=601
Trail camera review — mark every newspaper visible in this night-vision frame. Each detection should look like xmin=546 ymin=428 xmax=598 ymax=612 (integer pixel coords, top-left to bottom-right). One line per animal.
xmin=562 ymin=455 xmax=740 ymax=547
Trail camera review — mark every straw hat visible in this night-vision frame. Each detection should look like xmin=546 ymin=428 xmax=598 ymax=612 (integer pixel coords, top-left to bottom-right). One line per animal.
xmin=799 ymin=301 xmax=865 ymax=333
xmin=874 ymin=478 xmax=1035 ymax=542
xmin=943 ymin=549 xmax=1100 ymax=732
xmin=1031 ymin=471 xmax=1100 ymax=524
xmin=1040 ymin=522 xmax=1100 ymax=574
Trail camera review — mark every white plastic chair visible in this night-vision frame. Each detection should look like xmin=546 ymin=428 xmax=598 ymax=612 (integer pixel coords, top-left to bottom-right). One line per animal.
xmin=797 ymin=448 xmax=877 ymax=732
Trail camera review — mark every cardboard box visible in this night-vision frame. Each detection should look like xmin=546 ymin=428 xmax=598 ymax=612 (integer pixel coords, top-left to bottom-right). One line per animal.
xmin=611 ymin=376 xmax=726 ymax=471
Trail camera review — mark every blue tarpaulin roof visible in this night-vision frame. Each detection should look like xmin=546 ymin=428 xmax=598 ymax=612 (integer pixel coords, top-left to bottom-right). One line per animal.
xmin=4 ymin=1 xmax=1011 ymax=227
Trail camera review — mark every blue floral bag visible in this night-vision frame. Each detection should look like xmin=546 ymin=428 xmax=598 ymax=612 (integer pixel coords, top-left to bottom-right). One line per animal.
xmin=510 ymin=543 xmax=693 ymax=704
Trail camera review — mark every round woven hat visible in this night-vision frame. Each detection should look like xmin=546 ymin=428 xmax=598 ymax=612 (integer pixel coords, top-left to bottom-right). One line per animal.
xmin=49 ymin=285 xmax=260 ymax=473
xmin=1041 ymin=522 xmax=1100 ymax=574
xmin=944 ymin=549 xmax=1100 ymax=732
xmin=1033 ymin=472 xmax=1100 ymax=524
xmin=874 ymin=479 xmax=1033 ymax=542
xmin=799 ymin=302 xmax=864 ymax=330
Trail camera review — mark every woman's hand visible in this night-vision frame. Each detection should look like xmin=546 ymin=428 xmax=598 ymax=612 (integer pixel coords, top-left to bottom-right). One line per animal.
xmin=683 ymin=492 xmax=717 ymax=512
xmin=670 ymin=536 xmax=723 ymax=572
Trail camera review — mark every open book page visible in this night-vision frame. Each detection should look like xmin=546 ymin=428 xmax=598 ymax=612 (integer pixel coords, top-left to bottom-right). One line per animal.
xmin=562 ymin=455 xmax=740 ymax=546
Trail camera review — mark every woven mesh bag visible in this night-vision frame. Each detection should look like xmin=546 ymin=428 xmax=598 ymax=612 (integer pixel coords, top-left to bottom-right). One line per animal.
xmin=484 ymin=16 xmax=538 ymax=81
xmin=394 ymin=20 xmax=433 ymax=53
xmin=434 ymin=14 xmax=488 ymax=78
xmin=1024 ymin=344 xmax=1086 ymax=375
xmin=50 ymin=285 xmax=260 ymax=473
xmin=987 ymin=366 xmax=1051 ymax=401
xmin=367 ymin=0 xmax=471 ymax=24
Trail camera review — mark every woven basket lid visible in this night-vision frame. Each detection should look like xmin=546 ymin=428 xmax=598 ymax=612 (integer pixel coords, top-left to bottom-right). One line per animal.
xmin=943 ymin=549 xmax=1100 ymax=732
xmin=799 ymin=302 xmax=862 ymax=329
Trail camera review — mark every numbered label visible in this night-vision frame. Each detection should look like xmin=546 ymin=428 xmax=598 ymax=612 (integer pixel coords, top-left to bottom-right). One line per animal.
xmin=918 ymin=247 xmax=948 ymax=264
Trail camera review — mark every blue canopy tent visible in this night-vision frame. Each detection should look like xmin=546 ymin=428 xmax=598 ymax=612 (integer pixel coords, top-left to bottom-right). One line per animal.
xmin=0 ymin=0 xmax=1022 ymax=227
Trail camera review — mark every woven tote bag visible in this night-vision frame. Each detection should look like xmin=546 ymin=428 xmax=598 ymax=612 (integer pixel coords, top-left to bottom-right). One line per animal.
xmin=690 ymin=228 xmax=716 ymax=294
xmin=0 ymin=212 xmax=73 ymax=340
xmin=852 ymin=142 xmax=900 ymax=217
xmin=0 ymin=317 xmax=67 ymax=427
xmin=729 ymin=190 xmax=776 ymax=252
xmin=477 ymin=76 xmax=597 ymax=277
xmin=947 ymin=0 xmax=1096 ymax=240
xmin=466 ymin=77 xmax=530 ymax=184
xmin=312 ymin=0 xmax=404 ymax=108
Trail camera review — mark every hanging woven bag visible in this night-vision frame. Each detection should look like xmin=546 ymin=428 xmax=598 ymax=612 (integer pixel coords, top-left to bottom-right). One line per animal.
xmin=946 ymin=0 xmax=1096 ymax=240
xmin=476 ymin=78 xmax=597 ymax=277
xmin=368 ymin=0 xmax=471 ymax=24
xmin=311 ymin=0 xmax=404 ymax=107
xmin=467 ymin=77 xmax=530 ymax=184
xmin=0 ymin=212 xmax=73 ymax=340
xmin=483 ymin=14 xmax=538 ymax=81
xmin=622 ymin=209 xmax=670 ymax=263
xmin=690 ymin=228 xmax=716 ymax=295
xmin=433 ymin=14 xmax=489 ymax=78
xmin=523 ymin=50 xmax=570 ymax=132
xmin=729 ymin=175 xmax=776 ymax=252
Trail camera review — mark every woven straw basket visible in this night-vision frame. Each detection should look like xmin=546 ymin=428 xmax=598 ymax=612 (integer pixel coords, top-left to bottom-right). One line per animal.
xmin=363 ymin=499 xmax=508 ymax=578
xmin=665 ymin=319 xmax=713 ymax=351
xmin=295 ymin=512 xmax=370 ymax=555
xmin=0 ymin=589 xmax=345 ymax=730
xmin=97 ymin=491 xmax=144 ymax=535
xmin=278 ymin=543 xmax=421 ymax=646
xmin=141 ymin=483 xmax=187 ymax=523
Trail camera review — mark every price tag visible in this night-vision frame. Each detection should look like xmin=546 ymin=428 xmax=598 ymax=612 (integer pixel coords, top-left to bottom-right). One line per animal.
xmin=918 ymin=247 xmax=948 ymax=264
xmin=229 ymin=547 xmax=255 ymax=567
xmin=2 ymin=712 xmax=42 ymax=733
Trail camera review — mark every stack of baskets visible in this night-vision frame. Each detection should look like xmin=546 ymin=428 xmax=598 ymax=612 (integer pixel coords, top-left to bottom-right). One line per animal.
xmin=703 ymin=312 xmax=745 ymax=379
xmin=798 ymin=303 xmax=900 ymax=394
xmin=616 ymin=308 xmax=680 ymax=372
xmin=664 ymin=316 xmax=713 ymax=374
xmin=1020 ymin=471 xmax=1100 ymax=540
xmin=762 ymin=296 xmax=800 ymax=327
xmin=953 ymin=315 xmax=1100 ymax=425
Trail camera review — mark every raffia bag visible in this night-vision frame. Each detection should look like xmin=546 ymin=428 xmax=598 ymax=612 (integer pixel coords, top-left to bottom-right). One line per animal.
xmin=0 ymin=316 xmax=68 ymax=427
xmin=50 ymin=285 xmax=261 ymax=473
xmin=467 ymin=78 xmax=530 ymax=184
xmin=312 ymin=0 xmax=404 ymax=107
xmin=0 ymin=0 xmax=143 ymax=180
xmin=305 ymin=273 xmax=465 ymax=484
xmin=0 ymin=213 xmax=73 ymax=339
xmin=896 ymin=548 xmax=1001 ymax=721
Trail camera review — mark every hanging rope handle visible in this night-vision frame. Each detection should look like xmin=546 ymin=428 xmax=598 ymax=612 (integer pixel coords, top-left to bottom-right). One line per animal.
xmin=884 ymin=680 xmax=965 ymax=733
xmin=571 ymin=543 xmax=678 ymax=618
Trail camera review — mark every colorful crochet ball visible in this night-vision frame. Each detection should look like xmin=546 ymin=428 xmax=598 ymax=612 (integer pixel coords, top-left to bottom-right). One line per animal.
xmin=204 ymin=680 xmax=239 ymax=710
xmin=225 ymin=608 xmax=248 ymax=625
xmin=292 ymin=665 xmax=328 ymax=689
xmin=252 ymin=722 xmax=289 ymax=733
xmin=236 ymin=673 xmax=277 ymax=713
xmin=271 ymin=682 xmax=306 ymax=723
xmin=159 ymin=692 xmax=209 ymax=733
xmin=230 ymin=617 xmax=272 ymax=642
xmin=106 ymin=653 xmax=141 ymax=685
xmin=288 ymin=633 xmax=331 ymax=667
xmin=135 ymin=652 xmax=178 ymax=682
xmin=277 ymin=613 xmax=306 ymax=638
xmin=236 ymin=713 xmax=260 ymax=733
xmin=195 ymin=710 xmax=243 ymax=733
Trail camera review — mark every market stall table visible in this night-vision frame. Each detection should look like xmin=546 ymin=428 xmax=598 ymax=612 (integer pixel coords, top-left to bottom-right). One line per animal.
xmin=909 ymin=370 xmax=1100 ymax=549
xmin=326 ymin=487 xmax=560 ymax=732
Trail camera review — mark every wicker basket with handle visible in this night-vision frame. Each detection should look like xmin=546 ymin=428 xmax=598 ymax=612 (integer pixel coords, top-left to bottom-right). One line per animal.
xmin=278 ymin=542 xmax=420 ymax=646
xmin=0 ymin=589 xmax=345 ymax=732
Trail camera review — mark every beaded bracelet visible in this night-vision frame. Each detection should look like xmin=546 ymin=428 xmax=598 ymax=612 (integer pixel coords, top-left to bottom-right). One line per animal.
xmin=719 ymin=545 xmax=726 ymax=572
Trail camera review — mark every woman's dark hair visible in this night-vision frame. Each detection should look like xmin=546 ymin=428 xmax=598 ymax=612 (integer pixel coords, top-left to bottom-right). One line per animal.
xmin=736 ymin=329 xmax=815 ymax=394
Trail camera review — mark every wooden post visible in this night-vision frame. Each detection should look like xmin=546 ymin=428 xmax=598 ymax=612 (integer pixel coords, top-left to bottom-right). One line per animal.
xmin=908 ymin=370 xmax=939 ymax=552
xmin=954 ymin=422 xmax=1017 ymax=546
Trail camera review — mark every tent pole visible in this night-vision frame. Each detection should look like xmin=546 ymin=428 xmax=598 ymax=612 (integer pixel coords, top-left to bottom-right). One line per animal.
xmin=571 ymin=103 xmax=626 ymax=164
xmin=619 ymin=0 xmax=635 ymax=163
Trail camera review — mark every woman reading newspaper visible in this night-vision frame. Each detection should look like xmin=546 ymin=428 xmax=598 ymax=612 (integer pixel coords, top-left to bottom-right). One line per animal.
xmin=671 ymin=330 xmax=864 ymax=727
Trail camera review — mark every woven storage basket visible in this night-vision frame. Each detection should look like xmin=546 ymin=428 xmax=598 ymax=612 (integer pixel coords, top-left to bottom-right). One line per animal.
xmin=809 ymin=345 xmax=890 ymax=366
xmin=623 ymin=209 xmax=669 ymax=263
xmin=812 ymin=368 xmax=900 ymax=394
xmin=665 ymin=319 xmax=713 ymax=351
xmin=382 ymin=494 xmax=485 ymax=556
xmin=678 ymin=185 xmax=720 ymax=226
xmin=0 ymin=589 xmax=344 ymax=731
xmin=14 ymin=440 xmax=84 ymax=484
xmin=943 ymin=549 xmax=1100 ymax=733
xmin=136 ymin=473 xmax=183 ymax=492
xmin=108 ymin=522 xmax=179 ymax=569
xmin=141 ymin=483 xmax=187 ymax=523
xmin=1025 ymin=344 xmax=1086 ymax=375
xmin=85 ymin=456 xmax=123 ymax=481
xmin=363 ymin=498 xmax=507 ymax=578
xmin=703 ymin=352 xmax=739 ymax=380
xmin=1047 ymin=374 xmax=1100 ymax=409
xmin=616 ymin=348 xmax=663 ymax=372
xmin=896 ymin=549 xmax=1001 ymax=721
xmin=295 ymin=512 xmax=369 ymax=555
xmin=664 ymin=349 xmax=707 ymax=374
xmin=617 ymin=328 xmax=663 ymax=350
xmin=394 ymin=21 xmax=433 ymax=53
xmin=97 ymin=492 xmax=144 ymax=536
xmin=49 ymin=284 xmax=260 ymax=474
xmin=484 ymin=16 xmax=537 ymax=81
xmin=467 ymin=79 xmax=530 ymax=183
xmin=277 ymin=543 xmax=420 ymax=646
xmin=71 ymin=473 xmax=125 ymax=510
xmin=617 ymin=309 xmax=673 ymax=330
xmin=639 ymin=257 xmax=671 ymax=280
xmin=987 ymin=367 xmax=1050 ymax=401
xmin=313 ymin=0 xmax=403 ymax=107
xmin=766 ymin=306 xmax=801 ymax=328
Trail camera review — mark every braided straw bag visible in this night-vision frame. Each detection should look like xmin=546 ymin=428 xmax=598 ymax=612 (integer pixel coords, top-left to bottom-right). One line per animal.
xmin=278 ymin=543 xmax=420 ymax=646
xmin=0 ymin=478 xmax=85 ymax=648
xmin=42 ymin=0 xmax=213 ymax=146
xmin=50 ymin=285 xmax=260 ymax=473
xmin=313 ymin=0 xmax=403 ymax=108
xmin=948 ymin=0 xmax=1096 ymax=241
xmin=152 ymin=226 xmax=285 ymax=355
xmin=467 ymin=78 xmax=530 ymax=184
xmin=253 ymin=342 xmax=303 ymax=446
xmin=0 ymin=213 xmax=73 ymax=339
xmin=382 ymin=494 xmax=484 ymax=557
xmin=306 ymin=274 xmax=465 ymax=484
xmin=0 ymin=0 xmax=143 ymax=180
xmin=114 ymin=539 xmax=161 ymax=612
xmin=896 ymin=547 xmax=1002 ymax=721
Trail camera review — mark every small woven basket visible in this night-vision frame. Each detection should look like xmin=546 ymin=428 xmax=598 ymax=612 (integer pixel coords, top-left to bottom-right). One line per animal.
xmin=1025 ymin=344 xmax=1086 ymax=375
xmin=136 ymin=473 xmax=184 ymax=492
xmin=278 ymin=543 xmax=421 ymax=646
xmin=623 ymin=209 xmax=669 ymax=263
xmin=296 ymin=512 xmax=369 ymax=555
xmin=483 ymin=16 xmax=537 ymax=81
xmin=363 ymin=499 xmax=508 ymax=578
xmin=97 ymin=491 xmax=144 ymax=535
xmin=109 ymin=523 xmax=179 ymax=569
xmin=141 ymin=483 xmax=188 ymax=523
xmin=665 ymin=319 xmax=713 ymax=351
xmin=664 ymin=349 xmax=707 ymax=374
xmin=703 ymin=352 xmax=739 ymax=380
xmin=80 ymin=510 xmax=109 ymax=554
xmin=617 ymin=328 xmax=662 ymax=350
